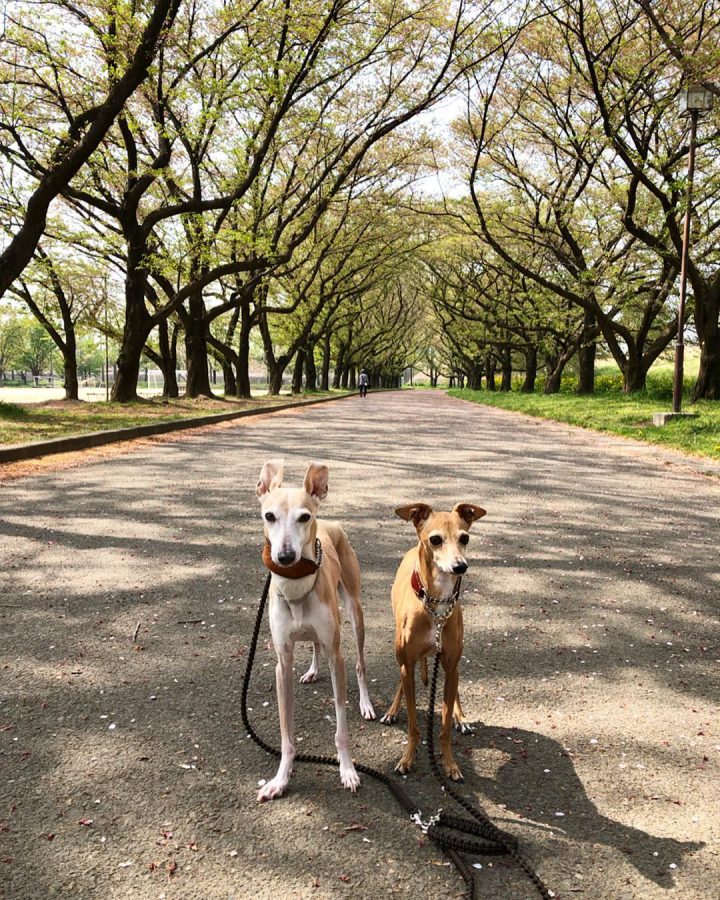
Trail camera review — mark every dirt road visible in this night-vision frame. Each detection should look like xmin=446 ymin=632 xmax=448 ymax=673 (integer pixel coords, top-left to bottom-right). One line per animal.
xmin=1 ymin=391 xmax=718 ymax=899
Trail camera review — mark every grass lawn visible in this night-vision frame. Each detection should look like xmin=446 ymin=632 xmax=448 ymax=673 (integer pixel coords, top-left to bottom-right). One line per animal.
xmin=0 ymin=393 xmax=340 ymax=447
xmin=448 ymin=369 xmax=720 ymax=460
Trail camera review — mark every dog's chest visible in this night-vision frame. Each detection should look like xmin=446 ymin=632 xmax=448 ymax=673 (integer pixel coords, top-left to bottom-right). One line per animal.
xmin=416 ymin=602 xmax=460 ymax=657
xmin=270 ymin=586 xmax=322 ymax=642
xmin=273 ymin=573 xmax=317 ymax=603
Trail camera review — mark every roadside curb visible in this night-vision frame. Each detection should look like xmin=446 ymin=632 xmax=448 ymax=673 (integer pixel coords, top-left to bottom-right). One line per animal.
xmin=0 ymin=392 xmax=358 ymax=464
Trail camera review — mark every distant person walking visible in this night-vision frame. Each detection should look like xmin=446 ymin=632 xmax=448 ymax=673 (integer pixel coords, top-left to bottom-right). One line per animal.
xmin=358 ymin=368 xmax=369 ymax=398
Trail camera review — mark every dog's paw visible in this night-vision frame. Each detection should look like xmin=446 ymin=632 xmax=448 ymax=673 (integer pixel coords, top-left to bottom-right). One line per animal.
xmin=394 ymin=754 xmax=415 ymax=776
xmin=454 ymin=720 xmax=475 ymax=734
xmin=340 ymin=766 xmax=361 ymax=793
xmin=257 ymin=776 xmax=289 ymax=802
xmin=444 ymin=762 xmax=464 ymax=782
xmin=299 ymin=670 xmax=318 ymax=684
xmin=360 ymin=698 xmax=376 ymax=720
xmin=380 ymin=712 xmax=398 ymax=726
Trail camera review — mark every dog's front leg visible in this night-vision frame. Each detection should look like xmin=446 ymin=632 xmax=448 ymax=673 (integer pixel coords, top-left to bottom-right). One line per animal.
xmin=326 ymin=644 xmax=360 ymax=792
xmin=257 ymin=643 xmax=295 ymax=802
xmin=396 ymin=661 xmax=420 ymax=774
xmin=440 ymin=655 xmax=463 ymax=781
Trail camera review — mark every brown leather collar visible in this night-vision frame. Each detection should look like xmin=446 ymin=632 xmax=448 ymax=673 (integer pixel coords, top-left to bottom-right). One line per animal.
xmin=262 ymin=538 xmax=323 ymax=579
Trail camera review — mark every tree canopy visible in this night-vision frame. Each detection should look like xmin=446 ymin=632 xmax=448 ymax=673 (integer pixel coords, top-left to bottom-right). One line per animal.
xmin=1 ymin=0 xmax=718 ymax=400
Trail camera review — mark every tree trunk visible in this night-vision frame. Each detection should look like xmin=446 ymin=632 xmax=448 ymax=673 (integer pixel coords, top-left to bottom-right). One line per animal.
xmin=692 ymin=289 xmax=720 ymax=400
xmin=236 ymin=302 xmax=253 ymax=398
xmin=576 ymin=312 xmax=597 ymax=394
xmin=467 ymin=364 xmax=482 ymax=390
xmin=223 ymin=360 xmax=237 ymax=396
xmin=112 ymin=295 xmax=152 ymax=402
xmin=157 ymin=319 xmax=179 ymax=398
xmin=112 ymin=227 xmax=154 ymax=402
xmin=112 ymin=327 xmax=150 ymax=401
xmin=219 ymin=305 xmax=239 ymax=398
xmin=62 ymin=336 xmax=79 ymax=401
xmin=305 ymin=342 xmax=317 ymax=391
xmin=521 ymin=345 xmax=537 ymax=393
xmin=291 ymin=349 xmax=305 ymax=394
xmin=484 ymin=354 xmax=496 ymax=391
xmin=332 ymin=356 xmax=343 ymax=388
xmin=348 ymin=367 xmax=356 ymax=390
xmin=320 ymin=331 xmax=331 ymax=391
xmin=268 ymin=360 xmax=287 ymax=395
xmin=544 ymin=370 xmax=561 ymax=393
xmin=544 ymin=337 xmax=582 ymax=394
xmin=693 ymin=331 xmax=720 ymax=400
xmin=621 ymin=352 xmax=647 ymax=393
xmin=184 ymin=291 xmax=213 ymax=398
xmin=500 ymin=346 xmax=512 ymax=392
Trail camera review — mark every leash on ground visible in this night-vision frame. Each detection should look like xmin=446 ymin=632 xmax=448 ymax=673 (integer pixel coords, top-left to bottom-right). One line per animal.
xmin=241 ymin=572 xmax=551 ymax=899
xmin=425 ymin=620 xmax=553 ymax=898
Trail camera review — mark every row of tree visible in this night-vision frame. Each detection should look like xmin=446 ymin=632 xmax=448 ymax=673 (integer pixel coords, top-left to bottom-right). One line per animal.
xmin=426 ymin=0 xmax=720 ymax=399
xmin=1 ymin=0 xmax=719 ymax=401
xmin=0 ymin=314 xmax=106 ymax=380
xmin=0 ymin=0 xmax=504 ymax=399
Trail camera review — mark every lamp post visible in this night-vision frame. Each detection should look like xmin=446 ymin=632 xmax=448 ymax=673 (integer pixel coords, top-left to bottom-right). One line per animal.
xmin=104 ymin=275 xmax=110 ymax=403
xmin=672 ymin=84 xmax=714 ymax=414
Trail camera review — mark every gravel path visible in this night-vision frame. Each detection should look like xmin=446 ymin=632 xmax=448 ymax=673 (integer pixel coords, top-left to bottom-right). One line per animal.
xmin=1 ymin=391 xmax=718 ymax=900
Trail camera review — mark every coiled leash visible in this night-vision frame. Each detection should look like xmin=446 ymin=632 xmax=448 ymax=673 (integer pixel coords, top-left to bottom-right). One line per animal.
xmin=425 ymin=617 xmax=553 ymax=899
xmin=241 ymin=572 xmax=552 ymax=899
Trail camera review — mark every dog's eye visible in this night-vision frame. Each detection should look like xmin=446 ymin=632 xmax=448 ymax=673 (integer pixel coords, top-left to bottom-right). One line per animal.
xmin=298 ymin=513 xmax=311 ymax=523
xmin=264 ymin=512 xmax=276 ymax=523
xmin=459 ymin=534 xmax=470 ymax=546
xmin=429 ymin=535 xmax=443 ymax=547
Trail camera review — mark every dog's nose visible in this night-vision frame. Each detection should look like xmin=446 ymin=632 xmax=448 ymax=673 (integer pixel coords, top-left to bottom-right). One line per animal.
xmin=452 ymin=561 xmax=468 ymax=575
xmin=277 ymin=549 xmax=297 ymax=566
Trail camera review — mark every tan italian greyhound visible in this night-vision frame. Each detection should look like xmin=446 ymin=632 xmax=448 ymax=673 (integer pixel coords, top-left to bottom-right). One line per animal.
xmin=255 ymin=459 xmax=375 ymax=802
xmin=381 ymin=502 xmax=486 ymax=781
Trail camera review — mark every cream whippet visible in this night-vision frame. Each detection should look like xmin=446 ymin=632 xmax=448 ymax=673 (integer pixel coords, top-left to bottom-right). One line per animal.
xmin=255 ymin=459 xmax=375 ymax=802
xmin=381 ymin=502 xmax=486 ymax=781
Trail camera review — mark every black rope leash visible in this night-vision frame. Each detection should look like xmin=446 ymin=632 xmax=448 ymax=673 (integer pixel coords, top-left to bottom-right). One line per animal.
xmin=241 ymin=572 xmax=552 ymax=899
xmin=425 ymin=649 xmax=553 ymax=899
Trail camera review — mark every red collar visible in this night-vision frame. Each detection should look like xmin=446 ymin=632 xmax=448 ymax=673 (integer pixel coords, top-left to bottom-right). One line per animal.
xmin=262 ymin=539 xmax=323 ymax=579
xmin=411 ymin=567 xmax=461 ymax=605
xmin=411 ymin=568 xmax=428 ymax=601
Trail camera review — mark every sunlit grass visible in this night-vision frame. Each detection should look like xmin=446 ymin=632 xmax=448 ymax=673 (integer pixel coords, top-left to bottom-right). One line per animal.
xmin=448 ymin=370 xmax=720 ymax=460
xmin=0 ymin=393 xmax=340 ymax=446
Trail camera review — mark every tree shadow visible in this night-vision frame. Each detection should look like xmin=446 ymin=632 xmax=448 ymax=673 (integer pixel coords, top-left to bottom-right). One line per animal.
xmin=463 ymin=722 xmax=704 ymax=889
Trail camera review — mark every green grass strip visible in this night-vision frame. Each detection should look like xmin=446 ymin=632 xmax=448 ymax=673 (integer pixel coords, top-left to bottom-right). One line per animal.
xmin=447 ymin=377 xmax=720 ymax=460
xmin=0 ymin=393 xmax=342 ymax=447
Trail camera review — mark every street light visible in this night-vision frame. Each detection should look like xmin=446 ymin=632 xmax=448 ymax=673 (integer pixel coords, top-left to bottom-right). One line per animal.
xmin=104 ymin=274 xmax=110 ymax=403
xmin=672 ymin=84 xmax=714 ymax=415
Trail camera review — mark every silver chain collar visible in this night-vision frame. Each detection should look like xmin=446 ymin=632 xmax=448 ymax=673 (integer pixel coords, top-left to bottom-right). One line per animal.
xmin=312 ymin=537 xmax=323 ymax=568
xmin=414 ymin=567 xmax=461 ymax=652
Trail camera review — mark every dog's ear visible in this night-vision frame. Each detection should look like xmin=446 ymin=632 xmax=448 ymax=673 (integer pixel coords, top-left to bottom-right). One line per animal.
xmin=256 ymin=459 xmax=284 ymax=497
xmin=304 ymin=462 xmax=329 ymax=501
xmin=395 ymin=503 xmax=433 ymax=530
xmin=453 ymin=503 xmax=486 ymax=526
